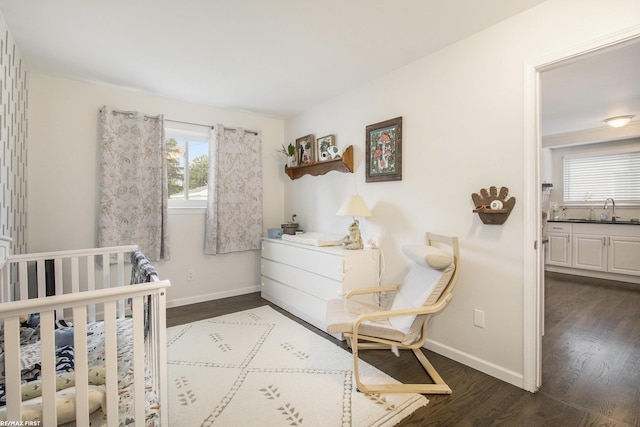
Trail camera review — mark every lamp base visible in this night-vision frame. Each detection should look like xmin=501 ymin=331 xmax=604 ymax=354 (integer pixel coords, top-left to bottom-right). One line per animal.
xmin=343 ymin=219 xmax=364 ymax=250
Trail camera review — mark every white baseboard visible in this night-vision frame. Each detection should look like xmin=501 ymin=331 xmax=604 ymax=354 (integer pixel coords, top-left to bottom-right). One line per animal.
xmin=166 ymin=285 xmax=261 ymax=308
xmin=424 ymin=339 xmax=525 ymax=390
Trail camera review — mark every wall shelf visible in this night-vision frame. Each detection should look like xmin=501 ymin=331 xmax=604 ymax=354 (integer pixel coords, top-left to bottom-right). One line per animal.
xmin=471 ymin=186 xmax=516 ymax=225
xmin=284 ymin=145 xmax=353 ymax=180
xmin=472 ymin=209 xmax=512 ymax=225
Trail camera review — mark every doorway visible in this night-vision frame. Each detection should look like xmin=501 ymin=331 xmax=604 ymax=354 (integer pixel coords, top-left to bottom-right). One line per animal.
xmin=523 ymin=29 xmax=640 ymax=392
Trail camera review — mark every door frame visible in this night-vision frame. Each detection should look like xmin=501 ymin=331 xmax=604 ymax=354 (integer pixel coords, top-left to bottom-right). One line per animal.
xmin=522 ymin=24 xmax=640 ymax=392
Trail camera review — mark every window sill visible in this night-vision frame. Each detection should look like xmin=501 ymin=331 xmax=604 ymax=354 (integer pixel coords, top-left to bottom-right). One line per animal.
xmin=168 ymin=206 xmax=206 ymax=215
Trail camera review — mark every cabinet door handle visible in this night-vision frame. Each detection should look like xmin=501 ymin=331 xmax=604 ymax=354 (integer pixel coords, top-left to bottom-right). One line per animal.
xmin=603 ymin=237 xmax=607 ymax=246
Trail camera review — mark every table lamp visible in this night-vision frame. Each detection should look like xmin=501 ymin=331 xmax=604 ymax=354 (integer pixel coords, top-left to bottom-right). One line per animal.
xmin=336 ymin=195 xmax=371 ymax=249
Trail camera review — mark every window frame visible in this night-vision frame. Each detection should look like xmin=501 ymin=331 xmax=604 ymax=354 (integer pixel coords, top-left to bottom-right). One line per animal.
xmin=165 ymin=127 xmax=210 ymax=209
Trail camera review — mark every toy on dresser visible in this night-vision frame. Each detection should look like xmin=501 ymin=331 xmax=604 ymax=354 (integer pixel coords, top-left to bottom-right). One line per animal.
xmin=343 ymin=220 xmax=364 ymax=250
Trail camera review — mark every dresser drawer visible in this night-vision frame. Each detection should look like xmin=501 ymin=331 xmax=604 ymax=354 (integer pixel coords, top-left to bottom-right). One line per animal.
xmin=261 ymin=258 xmax=342 ymax=301
xmin=261 ymin=277 xmax=328 ymax=327
xmin=262 ymin=240 xmax=344 ymax=281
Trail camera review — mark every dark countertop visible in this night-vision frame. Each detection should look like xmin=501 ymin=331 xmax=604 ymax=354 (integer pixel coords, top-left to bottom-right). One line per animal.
xmin=548 ymin=219 xmax=640 ymax=226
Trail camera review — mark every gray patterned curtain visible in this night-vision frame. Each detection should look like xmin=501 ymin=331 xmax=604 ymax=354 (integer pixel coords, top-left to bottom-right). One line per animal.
xmin=205 ymin=125 xmax=262 ymax=254
xmin=98 ymin=106 xmax=169 ymax=261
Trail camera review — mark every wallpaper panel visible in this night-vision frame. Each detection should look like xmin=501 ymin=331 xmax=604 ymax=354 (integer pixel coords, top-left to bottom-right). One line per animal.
xmin=0 ymin=13 xmax=28 ymax=254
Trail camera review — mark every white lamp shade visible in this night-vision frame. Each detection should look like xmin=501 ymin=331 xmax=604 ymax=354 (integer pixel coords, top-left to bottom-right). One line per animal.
xmin=604 ymin=115 xmax=634 ymax=128
xmin=336 ymin=195 xmax=371 ymax=217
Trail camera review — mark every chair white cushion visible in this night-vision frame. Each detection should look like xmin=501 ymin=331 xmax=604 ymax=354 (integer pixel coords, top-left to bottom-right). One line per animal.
xmin=326 ymin=298 xmax=408 ymax=343
xmin=388 ymin=244 xmax=455 ymax=334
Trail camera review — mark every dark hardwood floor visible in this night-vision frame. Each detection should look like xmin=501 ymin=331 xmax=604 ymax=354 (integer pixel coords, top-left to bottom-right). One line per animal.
xmin=167 ymin=273 xmax=640 ymax=426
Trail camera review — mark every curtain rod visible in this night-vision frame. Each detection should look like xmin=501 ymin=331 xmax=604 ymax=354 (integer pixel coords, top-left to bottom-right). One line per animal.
xmin=101 ymin=108 xmax=161 ymax=120
xmin=165 ymin=118 xmax=213 ymax=129
xmin=103 ymin=110 xmax=258 ymax=135
xmin=162 ymin=119 xmax=258 ymax=135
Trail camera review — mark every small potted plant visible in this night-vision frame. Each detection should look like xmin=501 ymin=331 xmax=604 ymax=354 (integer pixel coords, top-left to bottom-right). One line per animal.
xmin=278 ymin=143 xmax=296 ymax=168
xmin=281 ymin=214 xmax=299 ymax=235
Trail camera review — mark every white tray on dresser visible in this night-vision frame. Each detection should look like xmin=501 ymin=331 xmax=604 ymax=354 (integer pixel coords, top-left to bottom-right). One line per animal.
xmin=260 ymin=238 xmax=380 ymax=333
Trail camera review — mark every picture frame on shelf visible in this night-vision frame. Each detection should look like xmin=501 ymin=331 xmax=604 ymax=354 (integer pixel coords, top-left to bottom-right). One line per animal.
xmin=317 ymin=135 xmax=335 ymax=161
xmin=365 ymin=116 xmax=402 ymax=182
xmin=296 ymin=134 xmax=315 ymax=165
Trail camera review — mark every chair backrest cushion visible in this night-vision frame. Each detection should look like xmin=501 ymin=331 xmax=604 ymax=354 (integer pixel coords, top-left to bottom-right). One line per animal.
xmin=403 ymin=244 xmax=453 ymax=270
xmin=389 ymin=245 xmax=455 ymax=334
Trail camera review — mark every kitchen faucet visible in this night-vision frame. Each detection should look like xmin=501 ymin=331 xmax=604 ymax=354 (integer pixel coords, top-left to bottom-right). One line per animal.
xmin=603 ymin=198 xmax=619 ymax=221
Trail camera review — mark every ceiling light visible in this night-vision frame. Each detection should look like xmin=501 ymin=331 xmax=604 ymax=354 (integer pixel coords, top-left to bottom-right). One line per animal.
xmin=604 ymin=115 xmax=634 ymax=128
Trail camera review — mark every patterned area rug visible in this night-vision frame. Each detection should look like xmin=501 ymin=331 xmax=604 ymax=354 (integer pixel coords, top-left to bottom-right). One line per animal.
xmin=167 ymin=305 xmax=428 ymax=426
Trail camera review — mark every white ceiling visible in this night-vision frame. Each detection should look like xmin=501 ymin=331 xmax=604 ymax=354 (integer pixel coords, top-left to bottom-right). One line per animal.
xmin=2 ymin=0 xmax=637 ymax=133
xmin=541 ymin=40 xmax=640 ymax=136
xmin=0 ymin=0 xmax=547 ymax=119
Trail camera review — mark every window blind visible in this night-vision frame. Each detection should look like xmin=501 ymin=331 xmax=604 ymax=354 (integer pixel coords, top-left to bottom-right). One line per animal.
xmin=563 ymin=151 xmax=640 ymax=204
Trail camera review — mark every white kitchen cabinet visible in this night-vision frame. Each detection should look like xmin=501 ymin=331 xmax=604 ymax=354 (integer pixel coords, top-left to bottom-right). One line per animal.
xmin=546 ymin=222 xmax=640 ymax=282
xmin=546 ymin=223 xmax=571 ymax=267
xmin=608 ymin=235 xmax=640 ymax=276
xmin=572 ymin=223 xmax=640 ymax=276
xmin=573 ymin=233 xmax=640 ymax=275
xmin=572 ymin=233 xmax=607 ymax=272
xmin=260 ymin=238 xmax=380 ymax=332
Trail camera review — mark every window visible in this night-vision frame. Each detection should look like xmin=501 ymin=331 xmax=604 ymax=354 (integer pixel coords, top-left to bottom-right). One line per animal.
xmin=165 ymin=128 xmax=210 ymax=207
xmin=563 ymin=151 xmax=640 ymax=204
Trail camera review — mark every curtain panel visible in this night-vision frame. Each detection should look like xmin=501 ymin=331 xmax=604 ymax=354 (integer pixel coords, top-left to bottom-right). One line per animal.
xmin=98 ymin=106 xmax=169 ymax=261
xmin=205 ymin=125 xmax=263 ymax=254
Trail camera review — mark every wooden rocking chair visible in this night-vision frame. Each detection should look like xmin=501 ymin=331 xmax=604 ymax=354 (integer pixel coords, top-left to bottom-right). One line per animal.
xmin=326 ymin=232 xmax=460 ymax=394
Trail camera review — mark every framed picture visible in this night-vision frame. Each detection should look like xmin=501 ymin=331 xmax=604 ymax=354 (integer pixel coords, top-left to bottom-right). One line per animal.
xmin=316 ymin=135 xmax=335 ymax=161
xmin=365 ymin=117 xmax=402 ymax=182
xmin=296 ymin=134 xmax=315 ymax=165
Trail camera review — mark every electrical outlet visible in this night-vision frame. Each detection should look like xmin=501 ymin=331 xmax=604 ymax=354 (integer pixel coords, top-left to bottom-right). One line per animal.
xmin=187 ymin=269 xmax=195 ymax=281
xmin=473 ymin=309 xmax=485 ymax=328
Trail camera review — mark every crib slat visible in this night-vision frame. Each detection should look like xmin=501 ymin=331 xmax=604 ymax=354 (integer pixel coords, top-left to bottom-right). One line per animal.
xmin=102 ymin=253 xmax=110 ymax=289
xmin=18 ymin=261 xmax=28 ymax=300
xmin=55 ymin=258 xmax=64 ymax=319
xmin=117 ymin=252 xmax=125 ymax=318
xmin=41 ymin=311 xmax=58 ymax=424
xmin=36 ymin=259 xmax=46 ymax=298
xmin=104 ymin=300 xmax=119 ymax=427
xmin=73 ymin=306 xmax=90 ymax=425
xmin=71 ymin=256 xmax=80 ymax=294
xmin=4 ymin=316 xmax=22 ymax=421
xmin=132 ymin=295 xmax=145 ymax=427
xmin=87 ymin=255 xmax=97 ymax=322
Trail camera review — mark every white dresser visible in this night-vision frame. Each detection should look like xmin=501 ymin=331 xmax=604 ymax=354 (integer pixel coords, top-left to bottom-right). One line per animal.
xmin=261 ymin=238 xmax=380 ymax=332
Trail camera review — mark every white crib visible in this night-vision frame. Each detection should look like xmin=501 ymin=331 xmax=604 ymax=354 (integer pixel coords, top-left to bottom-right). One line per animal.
xmin=0 ymin=236 xmax=170 ymax=426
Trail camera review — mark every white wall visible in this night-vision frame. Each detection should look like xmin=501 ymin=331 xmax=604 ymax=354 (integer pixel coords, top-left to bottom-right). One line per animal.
xmin=283 ymin=0 xmax=640 ymax=388
xmin=27 ymin=73 xmax=286 ymax=306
